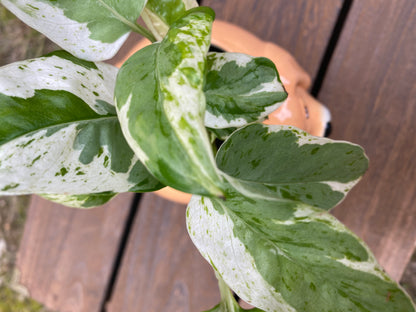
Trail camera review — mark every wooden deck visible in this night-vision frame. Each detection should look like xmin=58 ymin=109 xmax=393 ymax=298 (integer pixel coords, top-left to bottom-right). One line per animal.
xmin=16 ymin=0 xmax=416 ymax=311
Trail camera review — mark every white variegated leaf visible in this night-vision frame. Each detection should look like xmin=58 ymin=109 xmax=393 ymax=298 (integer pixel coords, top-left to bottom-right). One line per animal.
xmin=0 ymin=0 xmax=147 ymax=61
xmin=204 ymin=53 xmax=287 ymax=129
xmin=0 ymin=52 xmax=163 ymax=197
xmin=141 ymin=0 xmax=198 ymax=41
xmin=187 ymin=194 xmax=416 ymax=312
xmin=115 ymin=8 xmax=225 ymax=197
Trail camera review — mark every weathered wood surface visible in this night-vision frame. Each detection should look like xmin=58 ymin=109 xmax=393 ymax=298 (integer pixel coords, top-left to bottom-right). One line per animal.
xmin=203 ymin=0 xmax=343 ymax=80
xmin=17 ymin=194 xmax=133 ymax=312
xmin=319 ymin=0 xmax=416 ymax=281
xmin=106 ymin=193 xmax=219 ymax=312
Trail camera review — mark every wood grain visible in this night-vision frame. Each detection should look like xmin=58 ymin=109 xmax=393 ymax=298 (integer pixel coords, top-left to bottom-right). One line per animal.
xmin=107 ymin=193 xmax=220 ymax=312
xmin=318 ymin=0 xmax=416 ymax=281
xmin=203 ymin=0 xmax=342 ymax=80
xmin=17 ymin=193 xmax=133 ymax=312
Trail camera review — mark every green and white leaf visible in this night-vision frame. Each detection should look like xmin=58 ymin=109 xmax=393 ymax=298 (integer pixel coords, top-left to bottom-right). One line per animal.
xmin=217 ymin=124 xmax=368 ymax=210
xmin=141 ymin=0 xmax=198 ymax=41
xmin=0 ymin=51 xmax=163 ymax=196
xmin=204 ymin=53 xmax=287 ymax=129
xmin=0 ymin=0 xmax=147 ymax=61
xmin=187 ymin=194 xmax=416 ymax=312
xmin=41 ymin=192 xmax=117 ymax=208
xmin=116 ymin=8 xmax=224 ymax=197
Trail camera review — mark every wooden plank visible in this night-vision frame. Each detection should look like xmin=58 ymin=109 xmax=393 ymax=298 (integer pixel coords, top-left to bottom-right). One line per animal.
xmin=107 ymin=193 xmax=220 ymax=312
xmin=318 ymin=0 xmax=416 ymax=281
xmin=203 ymin=0 xmax=342 ymax=79
xmin=17 ymin=193 xmax=133 ymax=312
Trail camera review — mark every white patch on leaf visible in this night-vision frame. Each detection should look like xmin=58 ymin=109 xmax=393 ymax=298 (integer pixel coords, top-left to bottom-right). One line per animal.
xmin=336 ymin=257 xmax=389 ymax=281
xmin=207 ymin=52 xmax=251 ymax=70
xmin=324 ymin=178 xmax=361 ymax=195
xmin=244 ymin=78 xmax=285 ymax=96
xmin=204 ymin=110 xmax=248 ymax=128
xmin=116 ymin=94 xmax=150 ymax=164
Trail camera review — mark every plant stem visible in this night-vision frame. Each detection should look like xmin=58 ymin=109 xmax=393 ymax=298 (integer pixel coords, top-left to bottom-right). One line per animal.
xmin=216 ymin=272 xmax=239 ymax=311
xmin=131 ymin=22 xmax=157 ymax=43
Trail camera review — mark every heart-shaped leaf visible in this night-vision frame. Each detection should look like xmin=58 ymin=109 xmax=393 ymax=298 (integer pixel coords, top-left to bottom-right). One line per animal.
xmin=204 ymin=53 xmax=287 ymax=129
xmin=0 ymin=51 xmax=163 ymax=197
xmin=141 ymin=0 xmax=198 ymax=41
xmin=187 ymin=194 xmax=415 ymax=312
xmin=0 ymin=0 xmax=147 ymax=61
xmin=216 ymin=124 xmax=368 ymax=210
xmin=115 ymin=8 xmax=224 ymax=197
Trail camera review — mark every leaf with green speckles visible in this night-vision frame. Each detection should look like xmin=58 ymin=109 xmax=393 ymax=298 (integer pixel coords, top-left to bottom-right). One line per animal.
xmin=115 ymin=8 xmax=224 ymax=197
xmin=141 ymin=0 xmax=198 ymax=41
xmin=217 ymin=123 xmax=369 ymax=210
xmin=187 ymin=194 xmax=415 ymax=312
xmin=0 ymin=0 xmax=146 ymax=61
xmin=41 ymin=192 xmax=117 ymax=208
xmin=0 ymin=52 xmax=163 ymax=199
xmin=204 ymin=53 xmax=287 ymax=130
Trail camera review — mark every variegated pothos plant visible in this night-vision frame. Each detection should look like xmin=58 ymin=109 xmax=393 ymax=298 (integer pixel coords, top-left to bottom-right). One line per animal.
xmin=0 ymin=1 xmax=414 ymax=311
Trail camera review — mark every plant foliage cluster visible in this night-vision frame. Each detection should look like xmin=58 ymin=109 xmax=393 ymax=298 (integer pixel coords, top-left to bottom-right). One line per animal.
xmin=0 ymin=0 xmax=414 ymax=311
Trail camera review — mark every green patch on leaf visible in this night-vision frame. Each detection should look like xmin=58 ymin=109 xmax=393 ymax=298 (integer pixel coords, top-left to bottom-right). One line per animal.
xmin=43 ymin=50 xmax=98 ymax=70
xmin=0 ymin=90 xmax=101 ymax=146
xmin=1 ymin=183 xmax=20 ymax=191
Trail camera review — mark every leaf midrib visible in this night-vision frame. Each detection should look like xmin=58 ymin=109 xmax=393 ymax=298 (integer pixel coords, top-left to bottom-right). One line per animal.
xmin=96 ymin=0 xmax=137 ymax=31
